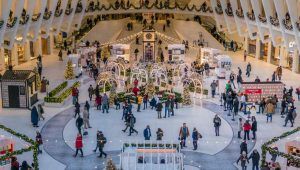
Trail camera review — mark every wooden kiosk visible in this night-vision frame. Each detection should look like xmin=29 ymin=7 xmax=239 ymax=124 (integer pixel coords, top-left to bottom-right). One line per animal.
xmin=1 ymin=68 xmax=38 ymax=108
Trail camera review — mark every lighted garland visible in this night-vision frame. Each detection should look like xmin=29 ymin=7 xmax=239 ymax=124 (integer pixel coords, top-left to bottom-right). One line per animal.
xmin=55 ymin=9 xmax=63 ymax=17
xmin=31 ymin=13 xmax=41 ymax=22
xmin=19 ymin=15 xmax=30 ymax=25
xmin=0 ymin=124 xmax=39 ymax=170
xmin=261 ymin=127 xmax=300 ymax=168
xmin=43 ymin=11 xmax=52 ymax=20
xmin=6 ymin=17 xmax=17 ymax=28
xmin=65 ymin=8 xmax=73 ymax=15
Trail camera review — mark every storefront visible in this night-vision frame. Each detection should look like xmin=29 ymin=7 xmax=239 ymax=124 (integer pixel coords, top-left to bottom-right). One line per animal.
xmin=248 ymin=37 xmax=275 ymax=62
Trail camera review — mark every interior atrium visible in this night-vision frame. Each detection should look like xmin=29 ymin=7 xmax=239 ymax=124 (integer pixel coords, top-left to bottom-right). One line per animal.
xmin=0 ymin=0 xmax=300 ymax=170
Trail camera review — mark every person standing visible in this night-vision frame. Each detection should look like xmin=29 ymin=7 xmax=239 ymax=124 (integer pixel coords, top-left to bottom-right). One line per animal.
xmin=76 ymin=115 xmax=83 ymax=134
xmin=164 ymin=99 xmax=170 ymax=118
xmin=284 ymin=106 xmax=296 ymax=127
xmin=156 ymin=101 xmax=163 ymax=119
xmin=243 ymin=120 xmax=252 ymax=140
xmin=129 ymin=114 xmax=138 ymax=136
xmin=277 ymin=66 xmax=282 ymax=81
xmin=240 ymin=140 xmax=248 ymax=154
xmin=95 ymin=95 xmax=102 ymax=110
xmin=170 ymin=98 xmax=175 ymax=116
xmin=143 ymin=125 xmax=151 ymax=140
xmin=10 ymin=157 xmax=20 ymax=170
xmin=248 ymin=149 xmax=260 ymax=170
xmin=74 ymin=133 xmax=83 ymax=157
xmin=210 ymin=80 xmax=217 ymax=98
xmin=88 ymin=85 xmax=94 ymax=101
xmin=251 ymin=117 xmax=257 ymax=140
xmin=98 ymin=132 xmax=107 ymax=158
xmin=36 ymin=131 xmax=43 ymax=154
xmin=31 ymin=106 xmax=39 ymax=127
xmin=83 ymin=107 xmax=91 ymax=129
xmin=102 ymin=93 xmax=109 ymax=113
xmin=37 ymin=59 xmax=43 ymax=76
xmin=243 ymin=50 xmax=247 ymax=62
xmin=192 ymin=128 xmax=202 ymax=150
xmin=213 ymin=115 xmax=221 ymax=136
xmin=229 ymin=73 xmax=236 ymax=89
xmin=236 ymin=151 xmax=249 ymax=170
xmin=93 ymin=131 xmax=101 ymax=152
xmin=265 ymin=102 xmax=274 ymax=123
xmin=238 ymin=118 xmax=243 ymax=139
xmin=156 ymin=128 xmax=163 ymax=140
xmin=233 ymin=97 xmax=239 ymax=120
xmin=143 ymin=94 xmax=148 ymax=110
xmin=179 ymin=123 xmax=190 ymax=148
xmin=137 ymin=94 xmax=143 ymax=112
xmin=58 ymin=49 xmax=63 ymax=61
xmin=37 ymin=104 xmax=45 ymax=121
xmin=246 ymin=63 xmax=251 ymax=77
xmin=74 ymin=101 xmax=80 ymax=117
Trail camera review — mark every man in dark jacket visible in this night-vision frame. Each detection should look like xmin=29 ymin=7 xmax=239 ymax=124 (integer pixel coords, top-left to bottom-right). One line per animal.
xmin=248 ymin=149 xmax=260 ymax=170
xmin=129 ymin=114 xmax=138 ymax=136
xmin=233 ymin=97 xmax=239 ymax=120
xmin=164 ymin=99 xmax=170 ymax=118
xmin=143 ymin=125 xmax=151 ymax=140
xmin=240 ymin=140 xmax=248 ymax=154
xmin=98 ymin=132 xmax=107 ymax=158
xmin=284 ymin=106 xmax=296 ymax=127
xmin=251 ymin=117 xmax=257 ymax=140
xmin=76 ymin=115 xmax=83 ymax=134
xmin=213 ymin=115 xmax=221 ymax=136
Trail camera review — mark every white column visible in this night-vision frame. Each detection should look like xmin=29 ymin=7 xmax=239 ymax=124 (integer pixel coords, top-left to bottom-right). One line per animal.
xmin=267 ymin=41 xmax=272 ymax=63
xmin=244 ymin=36 xmax=248 ymax=51
xmin=279 ymin=46 xmax=287 ymax=67
xmin=34 ymin=36 xmax=42 ymax=57
xmin=292 ymin=50 xmax=299 ymax=73
xmin=0 ymin=47 xmax=5 ymax=71
xmin=255 ymin=38 xmax=261 ymax=59
xmin=49 ymin=33 xmax=55 ymax=55
xmin=24 ymin=41 xmax=31 ymax=61
xmin=11 ymin=45 xmax=18 ymax=66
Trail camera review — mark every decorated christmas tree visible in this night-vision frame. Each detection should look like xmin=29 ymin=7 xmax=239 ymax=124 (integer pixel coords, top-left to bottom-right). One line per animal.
xmin=33 ymin=67 xmax=41 ymax=90
xmin=145 ymin=81 xmax=155 ymax=99
xmin=182 ymin=85 xmax=192 ymax=105
xmin=64 ymin=60 xmax=74 ymax=79
xmin=109 ymin=83 xmax=117 ymax=105
xmin=106 ymin=159 xmax=117 ymax=170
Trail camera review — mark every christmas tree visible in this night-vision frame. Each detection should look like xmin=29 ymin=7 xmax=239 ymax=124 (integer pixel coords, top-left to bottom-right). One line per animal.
xmin=182 ymin=85 xmax=192 ymax=105
xmin=106 ymin=159 xmax=117 ymax=170
xmin=109 ymin=83 xmax=117 ymax=105
xmin=64 ymin=60 xmax=74 ymax=79
xmin=146 ymin=81 xmax=155 ymax=99
xmin=33 ymin=67 xmax=41 ymax=90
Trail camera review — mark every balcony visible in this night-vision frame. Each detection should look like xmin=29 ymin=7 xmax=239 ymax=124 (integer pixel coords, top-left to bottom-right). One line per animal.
xmin=270 ymin=16 xmax=279 ymax=27
xmin=65 ymin=8 xmax=73 ymax=15
xmin=235 ymin=9 xmax=244 ymax=18
xmin=43 ymin=11 xmax=52 ymax=20
xmin=214 ymin=3 xmax=223 ymax=15
xmin=225 ymin=5 xmax=233 ymax=17
xmin=19 ymin=15 xmax=29 ymax=25
xmin=258 ymin=14 xmax=267 ymax=23
xmin=32 ymin=13 xmax=41 ymax=22
xmin=282 ymin=19 xmax=293 ymax=31
xmin=6 ymin=17 xmax=17 ymax=29
xmin=247 ymin=11 xmax=255 ymax=21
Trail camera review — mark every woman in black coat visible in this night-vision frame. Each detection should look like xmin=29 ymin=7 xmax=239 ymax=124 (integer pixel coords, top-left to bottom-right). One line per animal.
xmin=251 ymin=116 xmax=257 ymax=140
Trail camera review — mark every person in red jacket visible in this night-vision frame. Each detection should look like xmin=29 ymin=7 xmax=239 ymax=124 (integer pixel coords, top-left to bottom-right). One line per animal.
xmin=243 ymin=120 xmax=252 ymax=140
xmin=74 ymin=133 xmax=83 ymax=157
xmin=10 ymin=156 xmax=19 ymax=170
xmin=95 ymin=95 xmax=102 ymax=110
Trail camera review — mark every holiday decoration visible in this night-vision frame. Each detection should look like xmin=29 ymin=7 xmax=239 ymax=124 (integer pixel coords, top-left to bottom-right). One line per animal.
xmin=33 ymin=67 xmax=41 ymax=91
xmin=106 ymin=159 xmax=117 ymax=170
xmin=145 ymin=81 xmax=156 ymax=99
xmin=182 ymin=85 xmax=192 ymax=105
xmin=109 ymin=84 xmax=117 ymax=106
xmin=64 ymin=60 xmax=75 ymax=80
xmin=44 ymin=81 xmax=80 ymax=103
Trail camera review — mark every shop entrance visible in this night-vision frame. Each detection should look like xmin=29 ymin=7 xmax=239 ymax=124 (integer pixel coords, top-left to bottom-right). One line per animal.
xmin=8 ymin=86 xmax=20 ymax=108
xmin=42 ymin=37 xmax=51 ymax=55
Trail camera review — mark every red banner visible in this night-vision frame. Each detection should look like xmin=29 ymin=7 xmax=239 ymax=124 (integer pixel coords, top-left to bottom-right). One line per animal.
xmin=245 ymin=89 xmax=262 ymax=94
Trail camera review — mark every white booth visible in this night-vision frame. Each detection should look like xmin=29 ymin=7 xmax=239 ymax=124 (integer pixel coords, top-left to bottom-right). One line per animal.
xmin=0 ymin=137 xmax=14 ymax=169
xmin=111 ymin=44 xmax=130 ymax=62
xmin=200 ymin=47 xmax=221 ymax=68
xmin=68 ymin=54 xmax=83 ymax=78
xmin=168 ymin=44 xmax=185 ymax=63
xmin=215 ymin=55 xmax=232 ymax=79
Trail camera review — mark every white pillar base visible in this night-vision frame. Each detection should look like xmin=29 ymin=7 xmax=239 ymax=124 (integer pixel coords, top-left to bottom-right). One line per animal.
xmin=255 ymin=38 xmax=261 ymax=59
xmin=292 ymin=50 xmax=299 ymax=73
xmin=267 ymin=42 xmax=272 ymax=63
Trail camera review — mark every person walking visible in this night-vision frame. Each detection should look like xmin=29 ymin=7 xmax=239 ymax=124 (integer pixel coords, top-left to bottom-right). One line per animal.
xmin=170 ymin=98 xmax=175 ymax=116
xmin=20 ymin=161 xmax=32 ymax=170
xmin=58 ymin=49 xmax=63 ymax=61
xmin=213 ymin=115 xmax=221 ymax=136
xmin=129 ymin=114 xmax=138 ymax=136
xmin=243 ymin=120 xmax=252 ymax=140
xmin=280 ymin=99 xmax=287 ymax=117
xmin=156 ymin=101 xmax=163 ymax=119
xmin=143 ymin=94 xmax=148 ymax=110
xmin=248 ymin=149 xmax=260 ymax=170
xmin=240 ymin=140 xmax=248 ymax=154
xmin=83 ymin=107 xmax=91 ymax=129
xmin=74 ymin=133 xmax=83 ymax=157
xmin=143 ymin=125 xmax=151 ymax=140
xmin=156 ymin=128 xmax=163 ymax=140
xmin=284 ymin=106 xmax=296 ymax=127
xmin=251 ymin=117 xmax=257 ymax=140
xmin=36 ymin=131 xmax=43 ymax=154
xmin=238 ymin=118 xmax=243 ymax=139
xmin=192 ymin=128 xmax=202 ymax=150
xmin=210 ymin=80 xmax=217 ymax=98
xmin=98 ymin=132 xmax=107 ymax=158
xmin=88 ymin=85 xmax=94 ymax=101
xmin=233 ymin=97 xmax=239 ymax=120
xmin=229 ymin=73 xmax=236 ymax=89
xmin=243 ymin=50 xmax=247 ymax=62
xmin=137 ymin=94 xmax=143 ymax=112
xmin=246 ymin=62 xmax=251 ymax=77
xmin=76 ymin=115 xmax=83 ymax=134
xmin=95 ymin=95 xmax=102 ymax=110
xmin=265 ymin=102 xmax=275 ymax=123
xmin=74 ymin=101 xmax=80 ymax=117
xmin=102 ymin=93 xmax=109 ymax=113
xmin=93 ymin=130 xmax=101 ymax=152
xmin=179 ymin=123 xmax=190 ymax=148
xmin=37 ymin=104 xmax=45 ymax=121
xmin=236 ymin=151 xmax=249 ymax=170
xmin=164 ymin=99 xmax=170 ymax=118
xmin=10 ymin=157 xmax=20 ymax=170
xmin=31 ymin=106 xmax=39 ymax=127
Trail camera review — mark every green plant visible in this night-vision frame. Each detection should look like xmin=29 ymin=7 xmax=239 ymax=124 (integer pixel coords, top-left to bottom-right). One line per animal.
xmin=48 ymin=81 xmax=68 ymax=97
xmin=44 ymin=81 xmax=80 ymax=103
xmin=0 ymin=125 xmax=39 ymax=170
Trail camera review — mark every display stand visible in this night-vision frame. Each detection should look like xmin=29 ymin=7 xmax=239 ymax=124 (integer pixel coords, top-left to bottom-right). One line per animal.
xmin=200 ymin=47 xmax=221 ymax=68
xmin=168 ymin=44 xmax=185 ymax=64
xmin=111 ymin=44 xmax=130 ymax=63
xmin=285 ymin=140 xmax=300 ymax=169
xmin=0 ymin=137 xmax=14 ymax=169
xmin=215 ymin=55 xmax=231 ymax=79
xmin=67 ymin=54 xmax=82 ymax=78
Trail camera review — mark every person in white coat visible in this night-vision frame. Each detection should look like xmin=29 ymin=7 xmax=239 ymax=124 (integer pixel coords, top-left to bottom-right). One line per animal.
xmin=83 ymin=107 xmax=91 ymax=129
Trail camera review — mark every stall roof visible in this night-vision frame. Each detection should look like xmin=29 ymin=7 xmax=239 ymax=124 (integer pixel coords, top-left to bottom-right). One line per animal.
xmin=2 ymin=70 xmax=34 ymax=81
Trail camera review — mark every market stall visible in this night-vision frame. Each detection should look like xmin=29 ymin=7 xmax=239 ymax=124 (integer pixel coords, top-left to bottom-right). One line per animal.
xmin=111 ymin=44 xmax=130 ymax=62
xmin=200 ymin=47 xmax=221 ymax=68
xmin=241 ymin=82 xmax=285 ymax=102
xmin=168 ymin=44 xmax=185 ymax=63
xmin=67 ymin=54 xmax=82 ymax=78
xmin=215 ymin=55 xmax=232 ymax=79
xmin=0 ymin=137 xmax=14 ymax=169
xmin=285 ymin=140 xmax=300 ymax=169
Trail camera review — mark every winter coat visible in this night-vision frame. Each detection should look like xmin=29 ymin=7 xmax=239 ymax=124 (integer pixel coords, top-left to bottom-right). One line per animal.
xmin=251 ymin=121 xmax=257 ymax=132
xmin=249 ymin=152 xmax=260 ymax=164
xmin=233 ymin=99 xmax=239 ymax=112
xmin=165 ymin=100 xmax=170 ymax=107
xmin=192 ymin=130 xmax=201 ymax=141
xmin=238 ymin=120 xmax=243 ymax=131
xmin=143 ymin=128 xmax=151 ymax=139
xmin=31 ymin=106 xmax=39 ymax=125
xmin=179 ymin=127 xmax=190 ymax=138
xmin=150 ymin=98 xmax=157 ymax=107
xmin=83 ymin=110 xmax=89 ymax=121
xmin=98 ymin=136 xmax=107 ymax=148
xmin=240 ymin=142 xmax=248 ymax=153
xmin=102 ymin=95 xmax=109 ymax=105
xmin=156 ymin=130 xmax=163 ymax=140
xmin=95 ymin=96 xmax=101 ymax=105
xmin=129 ymin=116 xmax=136 ymax=127
xmin=75 ymin=135 xmax=83 ymax=149
xmin=36 ymin=134 xmax=43 ymax=145
xmin=137 ymin=96 xmax=143 ymax=104
xmin=76 ymin=117 xmax=83 ymax=127
xmin=156 ymin=103 xmax=163 ymax=111
xmin=265 ymin=103 xmax=275 ymax=114
xmin=213 ymin=117 xmax=221 ymax=127
xmin=237 ymin=155 xmax=249 ymax=167
xmin=243 ymin=123 xmax=252 ymax=131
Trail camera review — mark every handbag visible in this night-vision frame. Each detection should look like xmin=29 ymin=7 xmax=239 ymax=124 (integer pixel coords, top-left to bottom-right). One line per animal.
xmin=198 ymin=133 xmax=202 ymax=139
